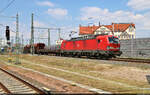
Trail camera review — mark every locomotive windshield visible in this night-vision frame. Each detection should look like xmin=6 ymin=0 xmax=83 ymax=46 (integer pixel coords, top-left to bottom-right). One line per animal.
xmin=108 ymin=36 xmax=119 ymax=44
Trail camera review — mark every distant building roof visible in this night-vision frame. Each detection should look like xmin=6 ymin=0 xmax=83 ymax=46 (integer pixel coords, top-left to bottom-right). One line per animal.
xmin=79 ymin=25 xmax=99 ymax=35
xmin=79 ymin=23 xmax=135 ymax=35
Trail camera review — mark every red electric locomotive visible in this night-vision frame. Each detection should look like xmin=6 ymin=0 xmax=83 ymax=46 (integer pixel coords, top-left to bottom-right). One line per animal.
xmin=60 ymin=34 xmax=122 ymax=58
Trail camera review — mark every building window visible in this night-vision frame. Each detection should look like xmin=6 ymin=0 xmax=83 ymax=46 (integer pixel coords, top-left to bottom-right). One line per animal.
xmin=130 ymin=35 xmax=132 ymax=39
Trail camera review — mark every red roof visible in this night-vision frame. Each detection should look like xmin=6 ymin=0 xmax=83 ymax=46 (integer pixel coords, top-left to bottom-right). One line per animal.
xmin=79 ymin=25 xmax=100 ymax=35
xmin=79 ymin=23 xmax=135 ymax=35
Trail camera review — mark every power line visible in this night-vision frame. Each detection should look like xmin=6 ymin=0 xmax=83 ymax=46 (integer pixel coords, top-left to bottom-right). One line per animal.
xmin=0 ymin=15 xmax=16 ymax=18
xmin=0 ymin=24 xmax=5 ymax=27
xmin=34 ymin=14 xmax=57 ymax=27
xmin=0 ymin=0 xmax=15 ymax=14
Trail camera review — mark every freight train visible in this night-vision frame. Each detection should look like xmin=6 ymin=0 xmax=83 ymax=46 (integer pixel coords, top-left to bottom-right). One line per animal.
xmin=24 ymin=34 xmax=122 ymax=59
xmin=23 ymin=43 xmax=45 ymax=54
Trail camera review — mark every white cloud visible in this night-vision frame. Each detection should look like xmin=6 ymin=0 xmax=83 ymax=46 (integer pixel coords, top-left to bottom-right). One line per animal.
xmin=33 ymin=21 xmax=49 ymax=38
xmin=37 ymin=1 xmax=54 ymax=7
xmin=47 ymin=8 xmax=68 ymax=19
xmin=79 ymin=6 xmax=150 ymax=31
xmin=127 ymin=0 xmax=150 ymax=11
xmin=80 ymin=7 xmax=104 ymax=21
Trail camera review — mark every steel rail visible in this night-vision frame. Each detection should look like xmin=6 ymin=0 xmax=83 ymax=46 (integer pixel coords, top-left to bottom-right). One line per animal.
xmin=37 ymin=52 xmax=150 ymax=64
xmin=0 ymin=82 xmax=11 ymax=94
xmin=0 ymin=67 xmax=46 ymax=94
xmin=110 ymin=58 xmax=150 ymax=63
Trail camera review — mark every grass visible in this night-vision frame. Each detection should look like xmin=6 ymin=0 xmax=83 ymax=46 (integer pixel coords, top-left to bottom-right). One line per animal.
xmin=1 ymin=54 xmax=150 ymax=93
xmin=4 ymin=55 xmax=150 ymax=84
xmin=15 ymin=62 xmax=148 ymax=93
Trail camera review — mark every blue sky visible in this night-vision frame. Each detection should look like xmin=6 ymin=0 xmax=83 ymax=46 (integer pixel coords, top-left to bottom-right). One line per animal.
xmin=0 ymin=0 xmax=150 ymax=45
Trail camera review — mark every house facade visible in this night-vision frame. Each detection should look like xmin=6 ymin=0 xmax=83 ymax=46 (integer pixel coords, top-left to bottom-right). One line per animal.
xmin=79 ymin=23 xmax=136 ymax=40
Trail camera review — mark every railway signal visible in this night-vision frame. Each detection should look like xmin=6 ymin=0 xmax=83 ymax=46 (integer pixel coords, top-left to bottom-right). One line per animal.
xmin=1 ymin=14 xmax=20 ymax=64
xmin=6 ymin=26 xmax=10 ymax=41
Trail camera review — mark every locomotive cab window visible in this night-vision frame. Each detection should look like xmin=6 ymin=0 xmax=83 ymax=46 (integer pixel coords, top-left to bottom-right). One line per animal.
xmin=108 ymin=37 xmax=119 ymax=44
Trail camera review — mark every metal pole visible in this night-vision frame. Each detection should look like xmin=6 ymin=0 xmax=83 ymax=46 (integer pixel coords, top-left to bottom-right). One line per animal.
xmin=48 ymin=29 xmax=50 ymax=48
xmin=131 ymin=36 xmax=133 ymax=57
xmin=31 ymin=13 xmax=34 ymax=55
xmin=112 ymin=23 xmax=114 ymax=35
xmin=131 ymin=25 xmax=133 ymax=57
xmin=15 ymin=13 xmax=20 ymax=64
xmin=21 ymin=34 xmax=24 ymax=53
xmin=0 ymin=38 xmax=1 ymax=46
xmin=58 ymin=28 xmax=60 ymax=40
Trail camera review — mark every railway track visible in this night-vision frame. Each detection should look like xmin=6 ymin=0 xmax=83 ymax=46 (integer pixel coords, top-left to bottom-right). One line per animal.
xmin=55 ymin=55 xmax=150 ymax=64
xmin=0 ymin=67 xmax=46 ymax=94
xmin=110 ymin=58 xmax=150 ymax=63
xmin=41 ymin=54 xmax=150 ymax=64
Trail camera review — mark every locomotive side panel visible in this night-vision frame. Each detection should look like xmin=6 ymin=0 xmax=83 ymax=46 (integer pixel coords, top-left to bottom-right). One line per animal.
xmin=60 ymin=41 xmax=65 ymax=50
xmin=74 ymin=40 xmax=84 ymax=51
xmin=97 ymin=36 xmax=109 ymax=51
xmin=84 ymin=39 xmax=97 ymax=50
xmin=64 ymin=41 xmax=73 ymax=50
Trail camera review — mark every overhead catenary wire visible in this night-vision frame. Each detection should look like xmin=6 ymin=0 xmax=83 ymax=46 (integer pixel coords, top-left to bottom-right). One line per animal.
xmin=33 ymin=14 xmax=57 ymax=27
xmin=0 ymin=23 xmax=16 ymax=33
xmin=0 ymin=0 xmax=15 ymax=14
xmin=0 ymin=15 xmax=16 ymax=18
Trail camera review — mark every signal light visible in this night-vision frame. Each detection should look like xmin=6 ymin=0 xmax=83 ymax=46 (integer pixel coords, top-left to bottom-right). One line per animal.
xmin=6 ymin=26 xmax=10 ymax=41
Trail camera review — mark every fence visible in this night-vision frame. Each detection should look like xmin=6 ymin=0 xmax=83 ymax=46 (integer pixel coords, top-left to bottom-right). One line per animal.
xmin=120 ymin=38 xmax=150 ymax=58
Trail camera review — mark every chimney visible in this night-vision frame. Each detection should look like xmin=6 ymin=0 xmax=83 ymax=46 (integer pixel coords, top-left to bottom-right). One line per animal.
xmin=99 ymin=22 xmax=100 ymax=26
xmin=112 ymin=22 xmax=114 ymax=25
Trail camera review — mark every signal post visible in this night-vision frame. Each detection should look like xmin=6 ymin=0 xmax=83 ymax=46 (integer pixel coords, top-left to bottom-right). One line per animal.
xmin=5 ymin=26 xmax=12 ymax=62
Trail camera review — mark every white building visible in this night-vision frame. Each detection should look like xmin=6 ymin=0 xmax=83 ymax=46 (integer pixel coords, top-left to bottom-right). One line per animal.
xmin=0 ymin=38 xmax=7 ymax=47
xmin=79 ymin=23 xmax=136 ymax=40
